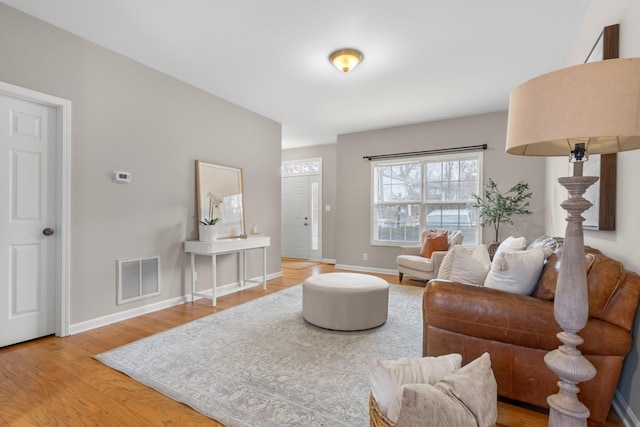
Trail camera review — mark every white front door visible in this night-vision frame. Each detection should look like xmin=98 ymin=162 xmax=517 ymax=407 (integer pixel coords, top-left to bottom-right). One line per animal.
xmin=282 ymin=176 xmax=309 ymax=259
xmin=0 ymin=94 xmax=57 ymax=347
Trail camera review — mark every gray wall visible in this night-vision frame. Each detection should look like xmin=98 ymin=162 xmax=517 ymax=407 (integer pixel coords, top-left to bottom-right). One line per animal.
xmin=282 ymin=144 xmax=337 ymax=262
xmin=545 ymin=0 xmax=640 ymax=418
xmin=335 ymin=111 xmax=546 ymax=271
xmin=0 ymin=4 xmax=282 ymax=325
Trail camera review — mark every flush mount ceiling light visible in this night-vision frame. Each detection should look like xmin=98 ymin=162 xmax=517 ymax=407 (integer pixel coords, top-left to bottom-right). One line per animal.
xmin=329 ymin=48 xmax=363 ymax=73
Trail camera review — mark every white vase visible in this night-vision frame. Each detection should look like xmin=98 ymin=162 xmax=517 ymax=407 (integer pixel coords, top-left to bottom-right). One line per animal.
xmin=199 ymin=224 xmax=218 ymax=241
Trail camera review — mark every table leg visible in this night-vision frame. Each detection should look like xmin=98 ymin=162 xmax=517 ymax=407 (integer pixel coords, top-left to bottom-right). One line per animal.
xmin=242 ymin=250 xmax=247 ymax=287
xmin=262 ymin=246 xmax=267 ymax=290
xmin=211 ymin=254 xmax=217 ymax=307
xmin=190 ymin=253 xmax=196 ymax=303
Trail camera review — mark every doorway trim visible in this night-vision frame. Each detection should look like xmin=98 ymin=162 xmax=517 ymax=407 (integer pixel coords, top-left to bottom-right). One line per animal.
xmin=0 ymin=81 xmax=72 ymax=337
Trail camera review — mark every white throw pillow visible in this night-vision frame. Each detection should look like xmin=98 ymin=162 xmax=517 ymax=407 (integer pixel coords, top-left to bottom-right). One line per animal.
xmin=388 ymin=353 xmax=497 ymax=426
xmin=438 ymin=245 xmax=491 ymax=286
xmin=493 ymin=236 xmax=527 ymax=261
xmin=484 ymin=247 xmax=545 ymax=295
xmin=437 ymin=249 xmax=455 ymax=279
xmin=369 ymin=354 xmax=462 ymax=416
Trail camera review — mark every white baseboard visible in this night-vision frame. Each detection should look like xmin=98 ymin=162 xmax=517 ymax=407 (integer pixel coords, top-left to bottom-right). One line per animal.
xmin=69 ymin=271 xmax=283 ymax=335
xmin=69 ymin=295 xmax=188 ymax=335
xmin=334 ymin=263 xmax=398 ymax=276
xmin=613 ymin=390 xmax=640 ymax=427
xmin=193 ymin=271 xmax=282 ymax=300
xmin=322 ymin=258 xmax=336 ymax=264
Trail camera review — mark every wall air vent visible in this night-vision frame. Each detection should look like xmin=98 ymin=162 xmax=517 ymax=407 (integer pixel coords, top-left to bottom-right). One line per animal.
xmin=117 ymin=256 xmax=160 ymax=305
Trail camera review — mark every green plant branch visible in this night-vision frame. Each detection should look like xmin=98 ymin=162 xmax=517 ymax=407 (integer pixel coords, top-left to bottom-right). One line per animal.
xmin=473 ymin=178 xmax=533 ymax=242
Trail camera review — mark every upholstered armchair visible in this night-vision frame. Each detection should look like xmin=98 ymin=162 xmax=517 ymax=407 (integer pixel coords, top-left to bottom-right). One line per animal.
xmin=396 ymin=230 xmax=463 ymax=282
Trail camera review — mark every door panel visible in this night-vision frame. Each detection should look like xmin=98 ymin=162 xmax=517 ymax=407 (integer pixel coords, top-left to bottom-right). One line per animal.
xmin=0 ymin=95 xmax=56 ymax=347
xmin=282 ymin=176 xmax=309 ymax=259
xmin=12 ymin=244 xmax=41 ymax=314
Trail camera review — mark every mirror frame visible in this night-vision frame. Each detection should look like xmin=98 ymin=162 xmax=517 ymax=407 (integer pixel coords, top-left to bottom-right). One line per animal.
xmin=196 ymin=160 xmax=246 ymax=239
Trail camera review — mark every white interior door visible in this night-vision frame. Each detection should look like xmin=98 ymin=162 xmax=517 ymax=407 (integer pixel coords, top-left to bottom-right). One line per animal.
xmin=282 ymin=176 xmax=309 ymax=259
xmin=0 ymin=94 xmax=57 ymax=347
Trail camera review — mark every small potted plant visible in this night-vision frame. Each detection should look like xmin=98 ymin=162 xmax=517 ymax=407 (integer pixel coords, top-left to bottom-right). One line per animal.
xmin=473 ymin=178 xmax=533 ymax=255
xmin=199 ymin=193 xmax=223 ymax=241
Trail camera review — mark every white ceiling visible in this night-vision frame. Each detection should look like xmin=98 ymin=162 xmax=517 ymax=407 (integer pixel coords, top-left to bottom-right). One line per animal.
xmin=1 ymin=0 xmax=590 ymax=149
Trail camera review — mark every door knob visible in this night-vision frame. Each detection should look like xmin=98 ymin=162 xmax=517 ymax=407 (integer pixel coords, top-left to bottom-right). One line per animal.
xmin=43 ymin=228 xmax=54 ymax=236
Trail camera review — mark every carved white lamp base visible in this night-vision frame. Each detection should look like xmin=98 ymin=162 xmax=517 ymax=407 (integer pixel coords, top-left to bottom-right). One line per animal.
xmin=544 ymin=173 xmax=598 ymax=427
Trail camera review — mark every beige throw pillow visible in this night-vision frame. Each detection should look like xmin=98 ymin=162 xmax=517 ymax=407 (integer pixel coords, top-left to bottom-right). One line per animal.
xmin=437 ymin=249 xmax=455 ymax=280
xmin=389 ymin=353 xmax=497 ymax=427
xmin=436 ymin=245 xmax=490 ymax=286
xmin=369 ymin=354 xmax=462 ymax=416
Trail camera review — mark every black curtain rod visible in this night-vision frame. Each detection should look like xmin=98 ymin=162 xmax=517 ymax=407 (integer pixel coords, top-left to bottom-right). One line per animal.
xmin=363 ymin=144 xmax=487 ymax=161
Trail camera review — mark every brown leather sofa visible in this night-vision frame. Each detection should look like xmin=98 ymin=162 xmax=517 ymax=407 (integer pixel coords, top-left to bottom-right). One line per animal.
xmin=423 ymin=244 xmax=640 ymax=425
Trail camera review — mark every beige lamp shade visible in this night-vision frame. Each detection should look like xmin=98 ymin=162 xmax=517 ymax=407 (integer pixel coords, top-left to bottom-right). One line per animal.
xmin=506 ymin=57 xmax=640 ymax=157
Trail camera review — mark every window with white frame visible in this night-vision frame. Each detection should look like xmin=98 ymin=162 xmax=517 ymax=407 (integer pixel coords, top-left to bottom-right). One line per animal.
xmin=372 ymin=152 xmax=482 ymax=245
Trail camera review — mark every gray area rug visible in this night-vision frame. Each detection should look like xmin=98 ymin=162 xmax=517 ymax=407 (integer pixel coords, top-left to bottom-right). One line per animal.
xmin=96 ymin=283 xmax=424 ymax=427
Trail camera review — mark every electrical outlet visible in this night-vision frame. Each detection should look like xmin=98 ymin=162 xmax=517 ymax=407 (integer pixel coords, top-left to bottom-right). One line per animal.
xmin=363 ymin=252 xmax=368 ymax=261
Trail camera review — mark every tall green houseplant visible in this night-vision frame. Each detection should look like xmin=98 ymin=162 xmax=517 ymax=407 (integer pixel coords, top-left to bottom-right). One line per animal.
xmin=473 ymin=178 xmax=533 ymax=242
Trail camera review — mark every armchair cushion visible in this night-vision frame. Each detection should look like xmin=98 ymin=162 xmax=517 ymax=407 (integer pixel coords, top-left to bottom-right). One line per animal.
xmin=397 ymin=255 xmax=436 ymax=273
xmin=419 ymin=231 xmax=448 ymax=258
xmin=446 ymin=230 xmax=464 ymax=247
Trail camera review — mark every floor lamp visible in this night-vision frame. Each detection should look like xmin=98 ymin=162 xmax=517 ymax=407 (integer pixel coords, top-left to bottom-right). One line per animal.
xmin=505 ymin=57 xmax=640 ymax=426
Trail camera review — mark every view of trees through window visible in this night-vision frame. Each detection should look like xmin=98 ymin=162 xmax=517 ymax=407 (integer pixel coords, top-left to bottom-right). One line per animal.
xmin=373 ymin=153 xmax=481 ymax=244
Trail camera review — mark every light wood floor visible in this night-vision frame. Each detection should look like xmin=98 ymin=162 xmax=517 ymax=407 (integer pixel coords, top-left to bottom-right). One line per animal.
xmin=0 ymin=262 xmax=623 ymax=426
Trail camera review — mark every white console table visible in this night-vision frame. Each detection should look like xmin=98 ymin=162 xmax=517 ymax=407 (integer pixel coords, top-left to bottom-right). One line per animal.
xmin=184 ymin=236 xmax=270 ymax=306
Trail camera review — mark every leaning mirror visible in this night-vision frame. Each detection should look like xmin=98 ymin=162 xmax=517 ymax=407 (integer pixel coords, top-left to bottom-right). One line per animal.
xmin=196 ymin=160 xmax=245 ymax=239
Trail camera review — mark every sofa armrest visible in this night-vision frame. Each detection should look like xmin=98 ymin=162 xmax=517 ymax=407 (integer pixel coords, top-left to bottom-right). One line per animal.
xmin=423 ymin=280 xmax=631 ymax=356
xmin=399 ymin=245 xmax=420 ymax=256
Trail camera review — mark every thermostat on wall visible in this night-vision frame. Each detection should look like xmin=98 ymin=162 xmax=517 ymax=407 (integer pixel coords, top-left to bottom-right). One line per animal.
xmin=112 ymin=171 xmax=132 ymax=184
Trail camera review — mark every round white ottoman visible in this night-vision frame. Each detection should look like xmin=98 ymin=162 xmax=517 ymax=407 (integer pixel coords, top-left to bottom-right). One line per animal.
xmin=302 ymin=272 xmax=389 ymax=331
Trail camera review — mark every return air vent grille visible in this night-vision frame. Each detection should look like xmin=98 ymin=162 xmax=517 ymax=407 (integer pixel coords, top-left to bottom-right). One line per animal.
xmin=117 ymin=256 xmax=160 ymax=305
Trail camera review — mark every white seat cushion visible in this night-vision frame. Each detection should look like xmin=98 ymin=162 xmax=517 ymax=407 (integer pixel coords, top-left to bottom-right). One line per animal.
xmin=396 ymin=255 xmax=435 ymax=273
